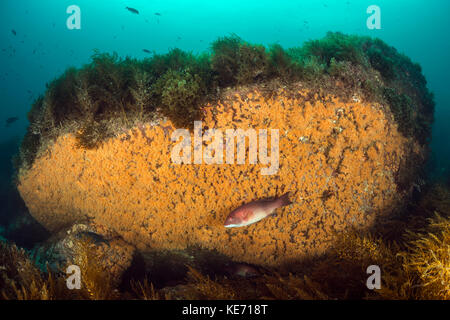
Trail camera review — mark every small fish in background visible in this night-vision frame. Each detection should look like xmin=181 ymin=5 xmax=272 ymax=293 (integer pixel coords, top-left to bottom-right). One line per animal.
xmin=125 ymin=6 xmax=139 ymax=14
xmin=11 ymin=29 xmax=16 ymax=36
xmin=142 ymin=49 xmax=151 ymax=54
xmin=5 ymin=116 xmax=19 ymax=127
xmin=224 ymin=192 xmax=292 ymax=228
xmin=303 ymin=21 xmax=310 ymax=30
xmin=154 ymin=12 xmax=161 ymax=16
xmin=226 ymin=263 xmax=260 ymax=278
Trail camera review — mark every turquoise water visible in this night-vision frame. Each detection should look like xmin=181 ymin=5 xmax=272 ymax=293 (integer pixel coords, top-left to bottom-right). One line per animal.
xmin=0 ymin=0 xmax=449 ymax=241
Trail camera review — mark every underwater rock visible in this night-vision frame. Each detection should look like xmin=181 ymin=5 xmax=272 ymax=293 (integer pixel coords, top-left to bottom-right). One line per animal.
xmin=33 ymin=222 xmax=134 ymax=285
xmin=17 ymin=85 xmax=428 ymax=268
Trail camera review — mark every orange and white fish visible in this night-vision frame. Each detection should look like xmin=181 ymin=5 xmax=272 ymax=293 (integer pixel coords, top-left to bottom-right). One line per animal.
xmin=224 ymin=192 xmax=292 ymax=228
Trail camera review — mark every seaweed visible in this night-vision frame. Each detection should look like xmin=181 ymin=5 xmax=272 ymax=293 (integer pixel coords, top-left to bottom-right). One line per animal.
xmin=267 ymin=44 xmax=296 ymax=80
xmin=129 ymin=68 xmax=152 ymax=119
xmin=75 ymin=120 xmax=110 ymax=149
xmin=210 ymin=34 xmax=242 ymax=86
xmin=70 ymin=238 xmax=120 ymax=300
xmin=235 ymin=43 xmax=269 ymax=84
xmin=183 ymin=265 xmax=236 ymax=300
xmin=378 ymin=213 xmax=449 ymax=300
xmin=300 ymin=56 xmax=326 ymax=82
xmin=153 ymin=69 xmax=203 ymax=127
xmin=302 ymin=31 xmax=368 ymax=67
xmin=16 ymin=32 xmax=434 ymax=171
xmin=45 ymin=67 xmax=80 ymax=125
xmin=1 ymin=193 xmax=449 ymax=300
xmin=262 ymin=273 xmax=329 ymax=300
xmin=130 ymin=277 xmax=163 ymax=300
xmin=81 ymin=52 xmax=135 ymax=121
xmin=383 ymin=87 xmax=415 ymax=137
xmin=145 ymin=48 xmax=200 ymax=78
xmin=367 ymin=44 xmax=396 ymax=80
xmin=211 ymin=35 xmax=270 ymax=85
xmin=0 ymin=242 xmax=70 ymax=300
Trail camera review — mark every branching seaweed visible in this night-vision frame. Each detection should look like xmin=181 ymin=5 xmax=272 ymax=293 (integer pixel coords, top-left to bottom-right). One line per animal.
xmin=16 ymin=32 xmax=434 ymax=177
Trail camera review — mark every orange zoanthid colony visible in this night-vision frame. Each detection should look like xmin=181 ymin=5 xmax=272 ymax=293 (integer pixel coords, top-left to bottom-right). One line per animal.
xmin=18 ymin=88 xmax=426 ymax=267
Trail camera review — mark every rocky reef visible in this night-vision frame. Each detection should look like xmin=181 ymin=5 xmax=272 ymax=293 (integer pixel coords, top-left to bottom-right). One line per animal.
xmin=18 ymin=87 xmax=425 ymax=268
xmin=2 ymin=184 xmax=449 ymax=299
xmin=7 ymin=32 xmax=445 ymax=299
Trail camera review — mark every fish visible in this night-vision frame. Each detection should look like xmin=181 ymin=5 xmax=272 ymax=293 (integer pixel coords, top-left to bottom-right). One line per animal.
xmin=226 ymin=263 xmax=260 ymax=278
xmin=5 ymin=116 xmax=19 ymax=126
xmin=142 ymin=49 xmax=151 ymax=54
xmin=154 ymin=12 xmax=161 ymax=16
xmin=224 ymin=192 xmax=292 ymax=228
xmin=125 ymin=6 xmax=139 ymax=14
xmin=11 ymin=29 xmax=16 ymax=36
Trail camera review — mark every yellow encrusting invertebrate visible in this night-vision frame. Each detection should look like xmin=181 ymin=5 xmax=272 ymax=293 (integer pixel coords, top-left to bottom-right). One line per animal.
xmin=17 ymin=88 xmax=425 ymax=267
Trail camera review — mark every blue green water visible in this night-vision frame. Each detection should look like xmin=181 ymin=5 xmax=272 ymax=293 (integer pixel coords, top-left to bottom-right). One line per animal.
xmin=0 ymin=0 xmax=449 ymax=242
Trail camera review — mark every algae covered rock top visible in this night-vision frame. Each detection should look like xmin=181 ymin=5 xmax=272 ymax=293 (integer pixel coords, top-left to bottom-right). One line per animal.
xmin=16 ymin=32 xmax=434 ymax=269
xmin=16 ymin=32 xmax=434 ymax=172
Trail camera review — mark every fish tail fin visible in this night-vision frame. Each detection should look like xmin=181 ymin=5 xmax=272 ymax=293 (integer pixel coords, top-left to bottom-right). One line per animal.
xmin=278 ymin=192 xmax=292 ymax=207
